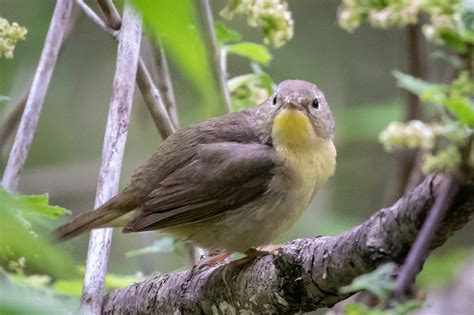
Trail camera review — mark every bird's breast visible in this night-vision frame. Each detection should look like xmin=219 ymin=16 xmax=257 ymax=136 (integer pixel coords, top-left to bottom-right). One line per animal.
xmin=272 ymin=137 xmax=336 ymax=221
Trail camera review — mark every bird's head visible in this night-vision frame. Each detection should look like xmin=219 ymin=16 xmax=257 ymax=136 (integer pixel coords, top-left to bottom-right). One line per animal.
xmin=270 ymin=80 xmax=334 ymax=148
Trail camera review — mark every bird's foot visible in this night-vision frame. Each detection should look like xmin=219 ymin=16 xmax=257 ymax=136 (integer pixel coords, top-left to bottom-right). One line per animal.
xmin=195 ymin=250 xmax=231 ymax=269
xmin=243 ymin=244 xmax=283 ymax=259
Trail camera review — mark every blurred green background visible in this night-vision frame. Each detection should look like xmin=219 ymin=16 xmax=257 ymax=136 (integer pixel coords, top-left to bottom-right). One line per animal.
xmin=1 ymin=0 xmax=472 ymax=290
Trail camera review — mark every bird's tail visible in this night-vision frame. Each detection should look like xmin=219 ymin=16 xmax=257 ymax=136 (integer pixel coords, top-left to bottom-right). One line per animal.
xmin=54 ymin=197 xmax=130 ymax=241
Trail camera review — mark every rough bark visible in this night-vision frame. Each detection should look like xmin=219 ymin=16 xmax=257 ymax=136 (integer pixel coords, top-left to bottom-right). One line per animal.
xmin=102 ymin=174 xmax=474 ymax=314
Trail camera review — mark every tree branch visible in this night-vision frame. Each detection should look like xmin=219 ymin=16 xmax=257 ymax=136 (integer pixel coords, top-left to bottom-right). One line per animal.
xmin=1 ymin=0 xmax=74 ymax=193
xmin=87 ymin=0 xmax=176 ymax=139
xmin=81 ymin=3 xmax=142 ymax=313
xmin=102 ymin=174 xmax=474 ymax=314
xmin=200 ymin=0 xmax=232 ymax=113
xmin=150 ymin=40 xmax=180 ymax=129
xmin=74 ymin=0 xmax=118 ymax=37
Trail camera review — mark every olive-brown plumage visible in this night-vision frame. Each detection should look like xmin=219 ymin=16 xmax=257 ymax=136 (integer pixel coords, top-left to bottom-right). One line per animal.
xmin=54 ymin=80 xmax=336 ymax=254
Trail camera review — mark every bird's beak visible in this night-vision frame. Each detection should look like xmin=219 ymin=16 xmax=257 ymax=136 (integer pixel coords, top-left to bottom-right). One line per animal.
xmin=282 ymin=102 xmax=304 ymax=111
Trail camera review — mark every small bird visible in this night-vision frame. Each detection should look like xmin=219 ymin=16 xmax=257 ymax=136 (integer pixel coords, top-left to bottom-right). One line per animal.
xmin=55 ymin=80 xmax=336 ymax=263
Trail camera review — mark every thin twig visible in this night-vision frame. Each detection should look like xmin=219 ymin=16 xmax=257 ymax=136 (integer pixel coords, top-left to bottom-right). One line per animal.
xmin=136 ymin=59 xmax=176 ymax=138
xmin=74 ymin=0 xmax=118 ymax=37
xmin=1 ymin=0 xmax=74 ymax=193
xmin=200 ymin=0 xmax=232 ymax=113
xmin=394 ymin=173 xmax=460 ymax=299
xmin=97 ymin=0 xmax=121 ymax=30
xmin=81 ymin=0 xmax=176 ymax=138
xmin=0 ymin=92 xmax=27 ymax=151
xmin=80 ymin=3 xmax=142 ymax=313
xmin=151 ymin=39 xmax=180 ymax=129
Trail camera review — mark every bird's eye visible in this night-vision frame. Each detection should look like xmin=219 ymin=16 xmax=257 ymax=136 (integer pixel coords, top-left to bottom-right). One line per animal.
xmin=312 ymin=99 xmax=320 ymax=109
xmin=272 ymin=95 xmax=277 ymax=105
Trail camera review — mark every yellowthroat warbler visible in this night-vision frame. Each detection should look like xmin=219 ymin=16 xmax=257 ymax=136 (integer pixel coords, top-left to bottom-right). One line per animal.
xmin=55 ymin=80 xmax=336 ymax=261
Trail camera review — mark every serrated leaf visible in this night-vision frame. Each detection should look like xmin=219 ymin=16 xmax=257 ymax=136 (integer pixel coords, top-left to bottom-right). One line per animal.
xmin=215 ymin=21 xmax=241 ymax=44
xmin=226 ymin=42 xmax=272 ymax=65
xmin=0 ymin=187 xmax=69 ymax=218
xmin=0 ymin=209 xmax=75 ymax=278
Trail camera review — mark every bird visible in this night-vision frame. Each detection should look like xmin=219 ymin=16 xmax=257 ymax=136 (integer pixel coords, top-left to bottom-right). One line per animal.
xmin=54 ymin=79 xmax=336 ymax=264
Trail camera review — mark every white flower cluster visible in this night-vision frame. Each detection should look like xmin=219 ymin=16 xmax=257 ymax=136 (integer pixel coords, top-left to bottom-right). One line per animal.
xmin=221 ymin=0 xmax=294 ymax=48
xmin=0 ymin=17 xmax=27 ymax=59
xmin=338 ymin=0 xmax=421 ymax=31
xmin=379 ymin=120 xmax=435 ymax=152
xmin=380 ymin=120 xmax=472 ymax=173
xmin=338 ymin=0 xmax=474 ymax=47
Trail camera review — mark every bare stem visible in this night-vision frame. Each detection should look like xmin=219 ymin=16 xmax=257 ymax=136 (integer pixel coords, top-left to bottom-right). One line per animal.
xmin=74 ymin=0 xmax=118 ymax=37
xmin=86 ymin=0 xmax=177 ymax=138
xmin=1 ymin=0 xmax=74 ymax=193
xmin=80 ymin=3 xmax=142 ymax=313
xmin=136 ymin=59 xmax=176 ymax=138
xmin=151 ymin=40 xmax=180 ymax=129
xmin=200 ymin=0 xmax=232 ymax=113
xmin=97 ymin=0 xmax=121 ymax=29
xmin=0 ymin=92 xmax=27 ymax=151
xmin=394 ymin=174 xmax=460 ymax=299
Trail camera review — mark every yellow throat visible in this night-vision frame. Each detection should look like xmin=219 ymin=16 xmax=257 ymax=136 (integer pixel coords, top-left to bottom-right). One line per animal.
xmin=272 ymin=109 xmax=317 ymax=150
xmin=271 ymin=108 xmax=336 ymax=186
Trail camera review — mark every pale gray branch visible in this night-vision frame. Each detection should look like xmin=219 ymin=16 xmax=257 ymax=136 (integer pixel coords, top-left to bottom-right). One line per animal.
xmin=201 ymin=0 xmax=232 ymax=113
xmin=92 ymin=0 xmax=176 ymax=139
xmin=81 ymin=3 xmax=142 ymax=313
xmin=97 ymin=0 xmax=121 ymax=30
xmin=74 ymin=0 xmax=118 ymax=37
xmin=102 ymin=174 xmax=474 ymax=314
xmin=1 ymin=0 xmax=74 ymax=193
xmin=150 ymin=40 xmax=180 ymax=129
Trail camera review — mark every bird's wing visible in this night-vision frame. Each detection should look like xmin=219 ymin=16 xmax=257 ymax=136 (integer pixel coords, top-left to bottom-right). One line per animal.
xmin=122 ymin=142 xmax=278 ymax=232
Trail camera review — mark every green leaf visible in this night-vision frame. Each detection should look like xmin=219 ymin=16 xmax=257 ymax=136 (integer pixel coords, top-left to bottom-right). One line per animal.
xmin=131 ymin=0 xmax=223 ymax=115
xmin=126 ymin=237 xmax=175 ymax=257
xmin=226 ymin=42 xmax=272 ymax=65
xmin=392 ymin=71 xmax=435 ymax=96
xmin=215 ymin=21 xmax=241 ymax=44
xmin=440 ymin=31 xmax=466 ymax=52
xmin=0 ymin=188 xmax=75 ymax=278
xmin=340 ymin=263 xmax=396 ymax=300
xmin=0 ymin=187 xmax=69 ymax=218
xmin=444 ymin=97 xmax=474 ymax=127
